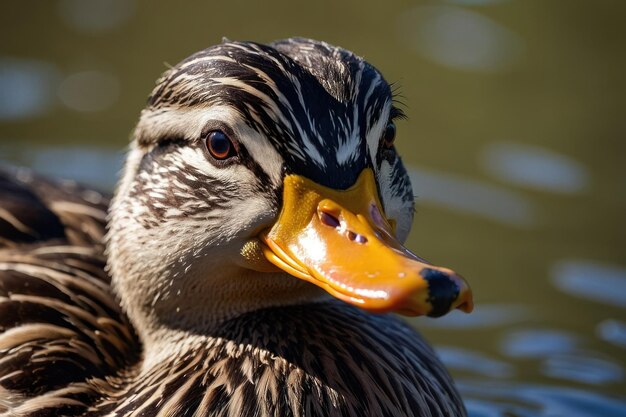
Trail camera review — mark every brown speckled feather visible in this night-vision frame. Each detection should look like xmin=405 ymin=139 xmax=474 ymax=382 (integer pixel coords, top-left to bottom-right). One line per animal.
xmin=94 ymin=303 xmax=463 ymax=417
xmin=0 ymin=168 xmax=140 ymax=416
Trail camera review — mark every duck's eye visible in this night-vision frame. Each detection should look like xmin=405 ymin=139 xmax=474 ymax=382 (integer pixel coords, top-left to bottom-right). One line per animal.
xmin=205 ymin=130 xmax=235 ymax=160
xmin=382 ymin=122 xmax=396 ymax=149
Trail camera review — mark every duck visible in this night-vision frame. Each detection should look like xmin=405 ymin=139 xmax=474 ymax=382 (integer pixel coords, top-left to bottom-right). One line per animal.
xmin=0 ymin=38 xmax=473 ymax=417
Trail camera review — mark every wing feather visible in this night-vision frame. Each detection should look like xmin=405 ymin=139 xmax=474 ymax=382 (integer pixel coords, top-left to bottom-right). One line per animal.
xmin=0 ymin=168 xmax=139 ymax=416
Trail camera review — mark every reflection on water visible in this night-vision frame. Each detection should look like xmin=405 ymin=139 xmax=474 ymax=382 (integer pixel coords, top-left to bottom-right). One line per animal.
xmin=481 ymin=142 xmax=590 ymax=194
xmin=58 ymin=70 xmax=120 ymax=112
xmin=552 ymin=260 xmax=626 ymax=308
xmin=0 ymin=145 xmax=123 ymax=189
xmin=437 ymin=346 xmax=515 ymax=378
xmin=460 ymin=381 xmax=626 ymax=417
xmin=420 ymin=303 xmax=530 ymax=329
xmin=397 ymin=5 xmax=523 ymax=72
xmin=0 ymin=58 xmax=59 ymax=120
xmin=0 ymin=58 xmax=120 ymax=118
xmin=500 ymin=329 xmax=623 ymax=384
xmin=598 ymin=320 xmax=626 ymax=349
xmin=58 ymin=0 xmax=136 ymax=34
xmin=407 ymin=166 xmax=536 ymax=227
xmin=2 ymin=0 xmax=626 ymax=414
xmin=445 ymin=0 xmax=511 ymax=5
xmin=500 ymin=329 xmax=581 ymax=358
xmin=542 ymin=353 xmax=623 ymax=385
xmin=447 ymin=321 xmax=626 ymax=414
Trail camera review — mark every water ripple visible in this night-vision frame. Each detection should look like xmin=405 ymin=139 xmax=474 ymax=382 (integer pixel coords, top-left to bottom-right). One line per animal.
xmin=58 ymin=0 xmax=136 ymax=34
xmin=418 ymin=303 xmax=530 ymax=329
xmin=543 ymin=353 xmax=624 ymax=385
xmin=397 ymin=6 xmax=524 ymax=72
xmin=58 ymin=70 xmax=120 ymax=112
xmin=0 ymin=145 xmax=122 ymax=189
xmin=408 ymin=166 xmax=536 ymax=227
xmin=552 ymin=260 xmax=626 ymax=308
xmin=481 ymin=142 xmax=590 ymax=194
xmin=436 ymin=346 xmax=515 ymax=377
xmin=597 ymin=319 xmax=626 ymax=349
xmin=445 ymin=0 xmax=511 ymax=5
xmin=0 ymin=57 xmax=59 ymax=120
xmin=461 ymin=380 xmax=626 ymax=417
xmin=500 ymin=328 xmax=580 ymax=358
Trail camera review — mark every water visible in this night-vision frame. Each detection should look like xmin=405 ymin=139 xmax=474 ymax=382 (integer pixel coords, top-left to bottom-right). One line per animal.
xmin=1 ymin=1 xmax=625 ymax=415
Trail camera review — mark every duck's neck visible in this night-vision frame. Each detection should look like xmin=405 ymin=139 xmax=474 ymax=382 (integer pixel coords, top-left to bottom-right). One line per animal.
xmin=110 ymin=302 xmax=465 ymax=417
xmin=114 ymin=265 xmax=328 ymax=363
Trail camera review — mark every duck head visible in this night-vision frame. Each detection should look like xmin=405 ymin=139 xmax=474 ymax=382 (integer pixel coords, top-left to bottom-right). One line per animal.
xmin=106 ymin=38 xmax=472 ymax=340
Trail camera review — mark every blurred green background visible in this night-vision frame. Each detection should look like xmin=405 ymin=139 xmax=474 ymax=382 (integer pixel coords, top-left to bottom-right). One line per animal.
xmin=1 ymin=1 xmax=625 ymax=415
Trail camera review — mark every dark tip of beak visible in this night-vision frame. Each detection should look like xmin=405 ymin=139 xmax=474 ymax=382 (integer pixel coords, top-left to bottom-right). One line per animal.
xmin=420 ymin=268 xmax=461 ymax=318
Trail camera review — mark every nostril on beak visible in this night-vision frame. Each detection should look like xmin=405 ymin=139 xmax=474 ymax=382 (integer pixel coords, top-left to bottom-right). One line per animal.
xmin=347 ymin=231 xmax=368 ymax=244
xmin=354 ymin=234 xmax=367 ymax=244
xmin=319 ymin=211 xmax=341 ymax=229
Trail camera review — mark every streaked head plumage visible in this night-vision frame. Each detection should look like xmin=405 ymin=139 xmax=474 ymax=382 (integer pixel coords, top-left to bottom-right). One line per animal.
xmin=106 ymin=38 xmax=415 ymax=341
xmin=135 ymin=38 xmax=407 ymax=189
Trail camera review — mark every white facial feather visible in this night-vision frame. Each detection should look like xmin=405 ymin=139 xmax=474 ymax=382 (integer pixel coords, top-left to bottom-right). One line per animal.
xmin=364 ymin=102 xmax=414 ymax=243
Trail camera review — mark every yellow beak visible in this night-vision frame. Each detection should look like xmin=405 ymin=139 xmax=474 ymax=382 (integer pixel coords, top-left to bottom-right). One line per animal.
xmin=255 ymin=168 xmax=473 ymax=317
